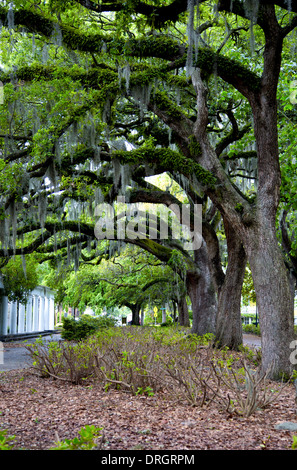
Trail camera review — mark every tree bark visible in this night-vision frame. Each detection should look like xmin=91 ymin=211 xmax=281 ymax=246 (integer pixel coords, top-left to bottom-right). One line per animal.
xmin=188 ymin=241 xmax=217 ymax=336
xmin=244 ymin=8 xmax=295 ymax=378
xmin=177 ymin=296 xmax=190 ymax=327
xmin=129 ymin=303 xmax=141 ymax=325
xmin=215 ymin=218 xmax=247 ymax=350
xmin=244 ymin=220 xmax=295 ymax=379
xmin=172 ymin=300 xmax=177 ymax=323
xmin=140 ymin=309 xmax=144 ymax=326
xmin=189 ymin=6 xmax=295 ymax=378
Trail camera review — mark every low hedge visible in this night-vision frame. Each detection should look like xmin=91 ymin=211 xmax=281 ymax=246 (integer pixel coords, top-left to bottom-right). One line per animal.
xmin=242 ymin=323 xmax=260 ymax=335
xmin=61 ymin=314 xmax=117 ymax=341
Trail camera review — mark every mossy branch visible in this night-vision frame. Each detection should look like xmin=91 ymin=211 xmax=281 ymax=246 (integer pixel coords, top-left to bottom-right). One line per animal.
xmin=0 ymin=6 xmax=261 ymax=99
xmin=0 ymin=64 xmax=118 ymax=90
xmin=75 ymin=0 xmax=192 ymax=29
xmin=112 ymin=147 xmax=217 ymax=189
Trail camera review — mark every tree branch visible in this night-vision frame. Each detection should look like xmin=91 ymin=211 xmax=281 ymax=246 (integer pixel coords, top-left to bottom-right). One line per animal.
xmin=74 ymin=0 xmax=192 ymax=28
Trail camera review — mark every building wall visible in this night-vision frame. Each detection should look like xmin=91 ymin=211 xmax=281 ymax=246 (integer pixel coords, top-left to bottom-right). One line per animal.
xmin=0 ymin=285 xmax=55 ymax=336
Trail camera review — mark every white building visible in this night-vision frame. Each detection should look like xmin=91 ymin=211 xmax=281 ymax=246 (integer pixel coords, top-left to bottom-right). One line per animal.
xmin=0 ymin=284 xmax=55 ymax=338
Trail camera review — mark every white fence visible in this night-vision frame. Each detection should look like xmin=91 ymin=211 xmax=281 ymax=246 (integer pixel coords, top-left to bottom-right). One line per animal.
xmin=0 ymin=286 xmax=55 ymax=336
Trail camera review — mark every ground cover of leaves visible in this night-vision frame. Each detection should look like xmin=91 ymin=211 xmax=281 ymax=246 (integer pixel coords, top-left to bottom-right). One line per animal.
xmin=1 ymin=352 xmax=297 ymax=450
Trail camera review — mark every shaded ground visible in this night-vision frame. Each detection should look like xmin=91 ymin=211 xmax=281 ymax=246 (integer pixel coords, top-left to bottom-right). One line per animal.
xmin=0 ymin=332 xmax=296 ymax=452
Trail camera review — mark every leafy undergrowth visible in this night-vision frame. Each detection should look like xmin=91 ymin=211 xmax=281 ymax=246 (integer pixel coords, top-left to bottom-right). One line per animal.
xmin=24 ymin=326 xmax=276 ymax=415
xmin=0 ymin=326 xmax=297 ymax=450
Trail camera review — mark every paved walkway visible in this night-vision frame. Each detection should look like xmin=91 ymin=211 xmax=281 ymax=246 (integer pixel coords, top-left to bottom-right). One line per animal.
xmin=0 ymin=333 xmax=61 ymax=372
xmin=0 ymin=333 xmax=261 ymax=372
xmin=242 ymin=333 xmax=261 ymax=349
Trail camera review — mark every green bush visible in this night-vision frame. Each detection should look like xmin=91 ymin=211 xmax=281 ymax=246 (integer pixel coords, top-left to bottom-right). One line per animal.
xmin=25 ymin=326 xmax=275 ymax=416
xmin=51 ymin=425 xmax=103 ymax=450
xmin=242 ymin=323 xmax=261 ymax=336
xmin=61 ymin=315 xmax=117 ymax=341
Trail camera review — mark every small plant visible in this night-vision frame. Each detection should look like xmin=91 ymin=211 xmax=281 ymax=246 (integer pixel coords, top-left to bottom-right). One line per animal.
xmin=136 ymin=386 xmax=154 ymax=396
xmin=238 ymin=344 xmax=262 ymax=366
xmin=207 ymin=359 xmax=290 ymax=417
xmin=51 ymin=425 xmax=104 ymax=450
xmin=0 ymin=430 xmax=15 ymax=450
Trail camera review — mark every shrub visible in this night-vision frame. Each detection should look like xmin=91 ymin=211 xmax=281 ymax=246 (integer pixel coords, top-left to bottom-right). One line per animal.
xmin=61 ymin=315 xmax=117 ymax=341
xmin=242 ymin=323 xmax=261 ymax=335
xmin=160 ymin=320 xmax=173 ymax=327
xmin=26 ymin=336 xmax=98 ymax=384
xmin=51 ymin=425 xmax=104 ymax=450
xmin=25 ymin=326 xmax=289 ymax=418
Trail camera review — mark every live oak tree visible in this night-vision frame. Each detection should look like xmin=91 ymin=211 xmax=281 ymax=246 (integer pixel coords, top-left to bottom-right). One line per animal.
xmin=0 ymin=0 xmax=297 ymax=378
xmin=56 ymin=245 xmax=190 ymax=326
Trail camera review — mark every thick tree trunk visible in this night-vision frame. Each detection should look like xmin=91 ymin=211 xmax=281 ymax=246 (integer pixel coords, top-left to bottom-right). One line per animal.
xmin=172 ymin=301 xmax=177 ymax=323
xmin=245 ymin=17 xmax=295 ymax=378
xmin=187 ymin=4 xmax=295 ymax=379
xmin=140 ymin=309 xmax=144 ymax=326
xmin=130 ymin=303 xmax=141 ymax=325
xmin=244 ymin=222 xmax=295 ymax=379
xmin=188 ymin=242 xmax=217 ymax=336
xmin=215 ymin=219 xmax=247 ymax=350
xmin=177 ymin=296 xmax=190 ymax=327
